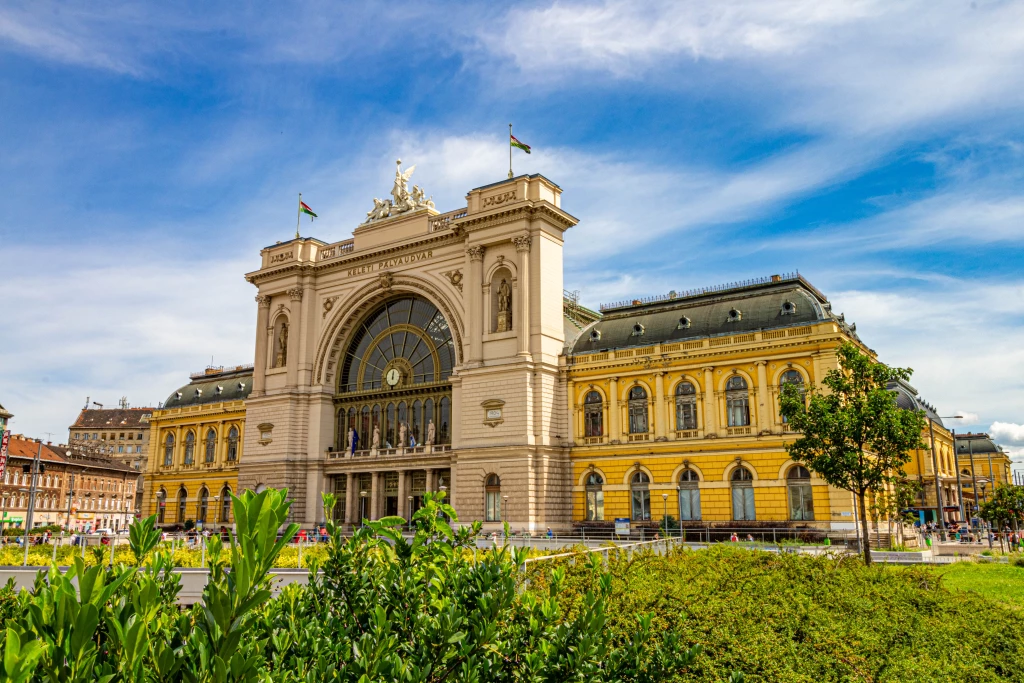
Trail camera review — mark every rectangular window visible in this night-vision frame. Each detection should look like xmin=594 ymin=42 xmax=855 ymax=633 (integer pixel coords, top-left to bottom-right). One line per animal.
xmin=731 ymin=486 xmax=755 ymax=521
xmin=137 ymin=433 xmax=143 ymax=440
xmin=679 ymin=488 xmax=701 ymax=521
xmin=631 ymin=489 xmax=651 ymax=521
xmin=485 ymin=490 xmax=500 ymax=521
xmin=586 ymin=490 xmax=604 ymax=521
xmin=788 ymin=484 xmax=815 ymax=521
xmin=119 ymin=433 xmax=125 ymax=440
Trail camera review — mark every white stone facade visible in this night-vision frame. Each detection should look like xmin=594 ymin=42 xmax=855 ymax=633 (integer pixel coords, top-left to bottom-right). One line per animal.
xmin=241 ymin=174 xmax=577 ymax=530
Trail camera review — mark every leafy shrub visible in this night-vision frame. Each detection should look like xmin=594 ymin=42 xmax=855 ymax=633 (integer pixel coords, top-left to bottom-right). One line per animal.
xmin=1014 ymin=555 xmax=1024 ymax=568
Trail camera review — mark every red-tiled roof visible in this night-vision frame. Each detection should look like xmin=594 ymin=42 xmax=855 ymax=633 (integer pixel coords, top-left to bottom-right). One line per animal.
xmin=4 ymin=435 xmax=69 ymax=464
xmin=70 ymin=408 xmax=156 ymax=430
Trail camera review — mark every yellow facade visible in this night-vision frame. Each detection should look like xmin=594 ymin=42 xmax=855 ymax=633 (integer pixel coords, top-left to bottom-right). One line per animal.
xmin=143 ymin=367 xmax=250 ymax=528
xmin=901 ymin=418 xmax=960 ymax=524
xmin=566 ymin=314 xmax=857 ymax=529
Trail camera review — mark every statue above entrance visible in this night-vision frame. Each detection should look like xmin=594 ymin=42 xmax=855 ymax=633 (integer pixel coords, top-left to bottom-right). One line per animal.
xmin=363 ymin=160 xmax=435 ymax=223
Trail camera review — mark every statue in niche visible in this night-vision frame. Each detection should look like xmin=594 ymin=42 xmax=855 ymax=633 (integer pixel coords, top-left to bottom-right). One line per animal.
xmin=274 ymin=322 xmax=289 ymax=368
xmin=372 ymin=424 xmax=380 ymax=450
xmin=348 ymin=428 xmax=357 ymax=455
xmin=426 ymin=419 xmax=435 ymax=446
xmin=496 ymin=278 xmax=512 ymax=333
xmin=399 ymin=422 xmax=407 ymax=449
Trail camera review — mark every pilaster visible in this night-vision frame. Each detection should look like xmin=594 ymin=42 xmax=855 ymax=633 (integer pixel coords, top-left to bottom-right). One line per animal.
xmin=253 ymin=295 xmax=271 ymax=396
xmin=702 ymin=367 xmax=717 ymax=436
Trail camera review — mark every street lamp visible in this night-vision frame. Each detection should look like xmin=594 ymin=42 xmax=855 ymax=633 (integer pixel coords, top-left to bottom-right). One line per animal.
xmin=359 ymin=490 xmax=368 ymax=526
xmin=502 ymin=495 xmax=508 ymax=538
xmin=407 ymin=495 xmax=413 ymax=530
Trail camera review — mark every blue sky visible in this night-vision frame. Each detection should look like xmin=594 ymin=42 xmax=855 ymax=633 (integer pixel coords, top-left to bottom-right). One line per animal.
xmin=1 ymin=1 xmax=1022 ymax=470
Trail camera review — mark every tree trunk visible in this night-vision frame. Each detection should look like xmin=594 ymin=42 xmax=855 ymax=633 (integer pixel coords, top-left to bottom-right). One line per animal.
xmin=858 ymin=490 xmax=872 ymax=565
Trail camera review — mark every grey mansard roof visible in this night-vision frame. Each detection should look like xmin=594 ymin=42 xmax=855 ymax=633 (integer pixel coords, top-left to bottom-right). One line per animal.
xmin=887 ymin=379 xmax=944 ymax=425
xmin=567 ymin=274 xmax=859 ymax=355
xmin=162 ymin=366 xmax=253 ymax=409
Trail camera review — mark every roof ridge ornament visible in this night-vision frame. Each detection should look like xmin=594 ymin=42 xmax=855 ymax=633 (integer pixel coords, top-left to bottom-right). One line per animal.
xmin=364 ymin=160 xmax=435 ymax=224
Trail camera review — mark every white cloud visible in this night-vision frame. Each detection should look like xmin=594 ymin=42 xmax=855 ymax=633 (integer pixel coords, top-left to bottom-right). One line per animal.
xmin=483 ymin=0 xmax=1024 ymax=135
xmin=990 ymin=422 xmax=1024 ymax=446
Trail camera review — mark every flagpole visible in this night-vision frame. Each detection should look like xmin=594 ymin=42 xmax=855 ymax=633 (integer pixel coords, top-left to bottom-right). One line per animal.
xmin=296 ymin=193 xmax=301 ymax=239
xmin=508 ymin=123 xmax=513 ymax=179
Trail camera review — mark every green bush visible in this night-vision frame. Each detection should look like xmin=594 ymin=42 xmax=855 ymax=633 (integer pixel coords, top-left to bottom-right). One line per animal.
xmin=1014 ymin=555 xmax=1024 ymax=568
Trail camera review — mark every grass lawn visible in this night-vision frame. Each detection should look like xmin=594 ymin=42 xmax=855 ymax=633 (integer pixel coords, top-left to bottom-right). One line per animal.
xmin=937 ymin=560 xmax=1024 ymax=609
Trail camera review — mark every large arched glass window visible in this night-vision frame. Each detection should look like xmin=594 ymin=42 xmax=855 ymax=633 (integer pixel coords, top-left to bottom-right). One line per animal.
xmin=630 ymin=471 xmax=651 ymax=521
xmin=205 ymin=429 xmax=216 ymax=463
xmin=197 ymin=488 xmax=209 ymax=524
xmin=163 ymin=433 xmax=174 ymax=467
xmin=678 ymin=469 xmax=701 ymax=521
xmin=439 ymin=396 xmax=451 ymax=444
xmin=726 ymin=376 xmax=750 ymax=427
xmin=731 ymin=466 xmax=755 ymax=520
xmin=485 ymin=474 xmax=501 ymax=521
xmin=675 ymin=382 xmax=698 ymax=431
xmin=220 ymin=485 xmax=232 ymax=523
xmin=227 ymin=426 xmax=239 ymax=461
xmin=177 ymin=487 xmax=188 ymax=524
xmin=585 ymin=472 xmax=604 ymax=521
xmin=339 ymin=297 xmax=455 ymax=392
xmin=787 ymin=465 xmax=814 ymax=521
xmin=780 ymin=369 xmax=804 ymax=423
xmin=583 ymin=391 xmax=603 ymax=437
xmin=628 ymin=386 xmax=649 ymax=434
xmin=183 ymin=432 xmax=195 ymax=465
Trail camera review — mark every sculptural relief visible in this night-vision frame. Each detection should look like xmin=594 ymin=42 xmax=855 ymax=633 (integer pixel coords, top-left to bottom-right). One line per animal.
xmin=399 ymin=422 xmax=407 ymax=449
xmin=372 ymin=424 xmax=380 ymax=450
xmin=426 ymin=419 xmax=435 ymax=446
xmin=496 ymin=278 xmax=512 ymax=333
xmin=274 ymin=322 xmax=289 ymax=368
xmin=362 ymin=160 xmax=435 ymax=224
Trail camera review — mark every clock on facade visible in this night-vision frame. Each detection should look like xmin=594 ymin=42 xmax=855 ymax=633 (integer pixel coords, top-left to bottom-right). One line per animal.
xmin=385 ymin=368 xmax=401 ymax=387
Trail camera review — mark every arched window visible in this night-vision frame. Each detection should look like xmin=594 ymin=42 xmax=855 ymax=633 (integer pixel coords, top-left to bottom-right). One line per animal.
xmin=156 ymin=489 xmax=166 ymax=524
xmin=440 ymin=396 xmax=451 ymax=443
xmin=205 ymin=429 xmax=216 ymax=463
xmin=183 ymin=431 xmax=195 ymax=465
xmin=197 ymin=488 xmax=209 ymax=524
xmin=678 ymin=469 xmax=701 ymax=521
xmin=163 ymin=433 xmax=174 ymax=467
xmin=385 ymin=403 xmax=395 ymax=448
xmin=731 ymin=466 xmax=755 ymax=520
xmin=780 ymin=370 xmax=805 ymax=423
xmin=787 ymin=465 xmax=814 ymax=521
xmin=177 ymin=487 xmax=188 ymax=524
xmin=675 ymin=382 xmax=698 ymax=431
xmin=630 ymin=471 xmax=651 ymax=521
xmin=227 ymin=426 xmax=239 ymax=461
xmin=220 ymin=486 xmax=232 ymax=523
xmin=583 ymin=391 xmax=603 ymax=437
xmin=585 ymin=472 xmax=604 ymax=521
xmin=412 ymin=399 xmax=423 ymax=445
xmin=726 ymin=376 xmax=750 ymax=427
xmin=485 ymin=474 xmax=501 ymax=521
xmin=628 ymin=386 xmax=648 ymax=434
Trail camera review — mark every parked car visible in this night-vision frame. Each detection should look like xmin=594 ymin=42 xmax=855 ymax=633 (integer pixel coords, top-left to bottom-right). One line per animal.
xmin=94 ymin=527 xmax=114 ymax=535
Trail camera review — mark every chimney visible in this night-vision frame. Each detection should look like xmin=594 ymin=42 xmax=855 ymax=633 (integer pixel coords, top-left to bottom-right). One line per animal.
xmin=771 ymin=274 xmax=781 ymax=283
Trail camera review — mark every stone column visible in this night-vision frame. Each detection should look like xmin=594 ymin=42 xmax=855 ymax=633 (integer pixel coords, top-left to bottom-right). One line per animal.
xmin=702 ymin=367 xmax=717 ymax=436
xmin=608 ymin=377 xmax=620 ymax=443
xmin=396 ymin=469 xmax=407 ymax=520
xmin=370 ymin=472 xmax=380 ymax=521
xmin=253 ymin=295 xmax=271 ymax=396
xmin=345 ymin=474 xmax=357 ymax=525
xmin=566 ymin=379 xmax=576 ymax=443
xmin=467 ymin=246 xmax=485 ymax=363
xmin=654 ymin=372 xmax=667 ymax=439
xmin=513 ymin=234 xmax=532 ymax=357
xmin=425 ymin=468 xmax=436 ymax=495
xmin=286 ymin=287 xmax=304 ymax=387
xmin=755 ymin=361 xmax=770 ymax=433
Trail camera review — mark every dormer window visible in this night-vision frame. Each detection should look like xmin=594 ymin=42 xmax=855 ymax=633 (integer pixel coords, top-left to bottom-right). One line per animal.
xmin=215 ymin=385 xmax=224 ymax=394
xmin=677 ymin=316 xmax=691 ymax=329
xmin=589 ymin=329 xmax=601 ymax=341
xmin=175 ymin=392 xmax=182 ymax=400
xmin=631 ymin=323 xmax=645 ymax=337
xmin=238 ymin=382 xmax=246 ymax=391
xmin=727 ymin=309 xmax=742 ymax=322
xmin=194 ymin=388 xmax=202 ymax=398
xmin=781 ymin=301 xmax=796 ymax=316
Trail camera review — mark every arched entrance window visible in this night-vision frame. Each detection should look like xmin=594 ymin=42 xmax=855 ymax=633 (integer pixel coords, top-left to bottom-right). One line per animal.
xmin=628 ymin=386 xmax=648 ymax=434
xmin=183 ymin=431 xmax=195 ymax=465
xmin=227 ymin=427 xmax=239 ymax=461
xmin=177 ymin=487 xmax=188 ymax=524
xmin=675 ymin=381 xmax=698 ymax=431
xmin=678 ymin=469 xmax=701 ymax=521
xmin=197 ymin=488 xmax=209 ymax=524
xmin=583 ymin=391 xmax=603 ymax=437
xmin=787 ymin=465 xmax=814 ymax=520
xmin=780 ymin=369 xmax=804 ymax=423
xmin=726 ymin=376 xmax=750 ymax=427
xmin=485 ymin=474 xmax=501 ymax=521
xmin=220 ymin=485 xmax=232 ymax=523
xmin=205 ymin=429 xmax=216 ymax=463
xmin=585 ymin=472 xmax=604 ymax=521
xmin=156 ymin=488 xmax=166 ymax=524
xmin=731 ymin=466 xmax=755 ymax=520
xmin=163 ymin=433 xmax=174 ymax=467
xmin=630 ymin=471 xmax=651 ymax=521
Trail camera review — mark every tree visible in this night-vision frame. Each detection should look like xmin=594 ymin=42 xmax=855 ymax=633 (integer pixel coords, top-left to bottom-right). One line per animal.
xmin=779 ymin=342 xmax=926 ymax=565
xmin=869 ymin=478 xmax=921 ymax=547
xmin=978 ymin=484 xmax=1024 ymax=552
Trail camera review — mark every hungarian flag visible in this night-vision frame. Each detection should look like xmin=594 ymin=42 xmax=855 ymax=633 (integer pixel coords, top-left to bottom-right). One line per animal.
xmin=300 ymin=201 xmax=318 ymax=220
xmin=510 ymin=134 xmax=531 ymax=154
